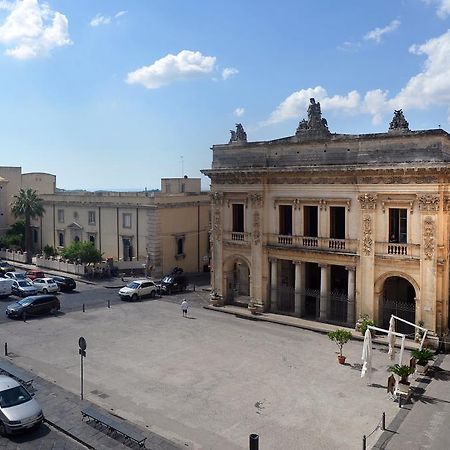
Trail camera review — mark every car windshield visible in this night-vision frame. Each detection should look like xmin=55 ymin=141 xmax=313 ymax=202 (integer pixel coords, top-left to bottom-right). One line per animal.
xmin=0 ymin=385 xmax=32 ymax=408
xmin=15 ymin=274 xmax=26 ymax=279
xmin=126 ymin=282 xmax=140 ymax=289
xmin=17 ymin=298 xmax=33 ymax=306
xmin=162 ymin=277 xmax=174 ymax=283
xmin=18 ymin=280 xmax=32 ymax=287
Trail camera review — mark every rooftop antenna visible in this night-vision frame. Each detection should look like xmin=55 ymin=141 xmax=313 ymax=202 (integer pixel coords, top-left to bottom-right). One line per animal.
xmin=181 ymin=155 xmax=184 ymax=177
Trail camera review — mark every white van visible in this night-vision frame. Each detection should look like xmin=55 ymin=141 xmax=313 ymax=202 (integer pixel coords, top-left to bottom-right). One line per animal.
xmin=0 ymin=278 xmax=13 ymax=298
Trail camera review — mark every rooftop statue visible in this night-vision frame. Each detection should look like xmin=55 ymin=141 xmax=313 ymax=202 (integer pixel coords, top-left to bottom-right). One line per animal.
xmin=229 ymin=123 xmax=247 ymax=143
xmin=296 ymin=98 xmax=330 ymax=136
xmin=389 ymin=109 xmax=410 ymax=132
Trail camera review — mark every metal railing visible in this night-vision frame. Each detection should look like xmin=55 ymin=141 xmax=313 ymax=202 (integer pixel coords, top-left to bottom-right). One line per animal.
xmin=268 ymin=234 xmax=358 ymax=253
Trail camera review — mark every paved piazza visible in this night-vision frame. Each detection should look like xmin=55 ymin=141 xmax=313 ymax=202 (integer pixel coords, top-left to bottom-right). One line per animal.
xmin=0 ymin=289 xmax=400 ymax=450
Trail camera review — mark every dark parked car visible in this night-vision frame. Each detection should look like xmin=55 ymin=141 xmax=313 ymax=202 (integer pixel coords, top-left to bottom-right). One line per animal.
xmin=52 ymin=276 xmax=76 ymax=292
xmin=6 ymin=295 xmax=60 ymax=319
xmin=11 ymin=280 xmax=38 ymax=297
xmin=159 ymin=274 xmax=188 ymax=295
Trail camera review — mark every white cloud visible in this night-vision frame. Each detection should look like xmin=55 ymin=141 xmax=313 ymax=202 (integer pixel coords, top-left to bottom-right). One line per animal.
xmin=337 ymin=41 xmax=361 ymax=52
xmin=364 ymin=19 xmax=400 ymax=43
xmin=222 ymin=67 xmax=238 ymax=80
xmin=0 ymin=0 xmax=71 ymax=59
xmin=90 ymin=10 xmax=127 ymax=27
xmin=126 ymin=50 xmax=217 ymax=89
xmin=0 ymin=1 xmax=13 ymax=11
xmin=425 ymin=0 xmax=450 ymax=18
xmin=234 ymin=107 xmax=245 ymax=117
xmin=266 ymin=29 xmax=450 ymax=127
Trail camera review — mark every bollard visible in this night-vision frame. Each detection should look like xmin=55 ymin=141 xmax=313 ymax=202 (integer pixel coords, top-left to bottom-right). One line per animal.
xmin=249 ymin=434 xmax=259 ymax=450
xmin=4 ymin=342 xmax=7 ymax=357
xmin=193 ymin=284 xmax=196 ymax=292
xmin=362 ymin=435 xmax=366 ymax=450
xmin=82 ymin=303 xmax=85 ymax=313
xmin=107 ymin=300 xmax=110 ymax=308
xmin=382 ymin=412 xmax=385 ymax=430
xmin=23 ymin=312 xmax=26 ymax=322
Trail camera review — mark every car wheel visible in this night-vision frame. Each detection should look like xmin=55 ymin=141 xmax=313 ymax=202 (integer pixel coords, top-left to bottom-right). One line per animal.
xmin=131 ymin=294 xmax=138 ymax=302
xmin=168 ymin=288 xmax=172 ymax=295
xmin=0 ymin=420 xmax=7 ymax=436
xmin=150 ymin=290 xmax=156 ymax=298
xmin=42 ymin=288 xmax=48 ymax=294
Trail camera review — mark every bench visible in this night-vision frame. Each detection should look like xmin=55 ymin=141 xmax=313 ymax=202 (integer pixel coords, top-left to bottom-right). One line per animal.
xmin=81 ymin=406 xmax=147 ymax=448
xmin=0 ymin=359 xmax=34 ymax=390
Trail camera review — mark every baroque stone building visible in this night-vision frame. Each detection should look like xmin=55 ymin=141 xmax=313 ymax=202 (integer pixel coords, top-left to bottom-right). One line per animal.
xmin=202 ymin=102 xmax=450 ymax=336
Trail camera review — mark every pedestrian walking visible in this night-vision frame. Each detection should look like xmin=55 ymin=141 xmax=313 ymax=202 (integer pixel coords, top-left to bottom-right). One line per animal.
xmin=181 ymin=299 xmax=188 ymax=317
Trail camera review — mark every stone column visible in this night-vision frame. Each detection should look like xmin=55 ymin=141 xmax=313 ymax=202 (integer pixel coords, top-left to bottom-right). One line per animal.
xmin=346 ymin=266 xmax=356 ymax=325
xmin=294 ymin=261 xmax=304 ymax=316
xmin=270 ymin=258 xmax=278 ymax=312
xmin=319 ymin=263 xmax=328 ymax=320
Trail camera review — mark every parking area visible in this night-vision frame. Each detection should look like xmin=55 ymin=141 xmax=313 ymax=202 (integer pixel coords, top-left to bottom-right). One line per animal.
xmin=0 ymin=282 xmax=402 ymax=450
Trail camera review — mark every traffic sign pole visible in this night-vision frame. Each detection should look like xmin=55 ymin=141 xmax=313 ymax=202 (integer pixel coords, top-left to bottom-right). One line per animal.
xmin=78 ymin=337 xmax=87 ymax=401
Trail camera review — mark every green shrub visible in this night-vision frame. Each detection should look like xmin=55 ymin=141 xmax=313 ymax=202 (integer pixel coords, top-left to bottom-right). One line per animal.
xmin=328 ymin=329 xmax=353 ymax=357
xmin=411 ymin=348 xmax=434 ymax=365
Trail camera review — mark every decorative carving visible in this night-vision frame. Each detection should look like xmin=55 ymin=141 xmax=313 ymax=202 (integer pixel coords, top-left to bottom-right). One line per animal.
xmin=417 ymin=194 xmax=440 ymax=211
xmin=253 ymin=211 xmax=261 ymax=245
xmin=444 ymin=196 xmax=450 ymax=211
xmin=389 ymin=110 xmax=410 ymax=132
xmin=229 ymin=123 xmax=247 ymax=143
xmin=362 ymin=215 xmax=373 ymax=256
xmin=319 ymin=199 xmax=327 ymax=210
xmin=210 ymin=191 xmax=224 ymax=206
xmin=296 ymin=98 xmax=331 ymax=137
xmin=358 ymin=193 xmax=377 ymax=210
xmin=423 ymin=216 xmax=435 ymax=260
xmin=248 ymin=192 xmax=264 ymax=207
xmin=213 ymin=209 xmax=222 ymax=239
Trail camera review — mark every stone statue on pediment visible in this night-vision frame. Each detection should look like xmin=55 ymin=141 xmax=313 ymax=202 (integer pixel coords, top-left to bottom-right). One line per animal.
xmin=229 ymin=123 xmax=247 ymax=143
xmin=296 ymin=98 xmax=330 ymax=137
xmin=389 ymin=109 xmax=410 ymax=132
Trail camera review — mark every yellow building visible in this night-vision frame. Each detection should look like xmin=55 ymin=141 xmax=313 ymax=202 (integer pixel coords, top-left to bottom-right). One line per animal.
xmin=202 ymin=102 xmax=450 ymax=336
xmin=0 ymin=168 xmax=210 ymax=277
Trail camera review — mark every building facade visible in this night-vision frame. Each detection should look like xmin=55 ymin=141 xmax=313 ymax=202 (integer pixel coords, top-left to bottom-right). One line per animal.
xmin=202 ymin=101 xmax=450 ymax=336
xmin=0 ymin=168 xmax=210 ymax=277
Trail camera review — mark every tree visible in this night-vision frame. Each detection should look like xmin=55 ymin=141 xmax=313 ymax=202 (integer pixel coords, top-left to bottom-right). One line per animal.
xmin=0 ymin=220 xmax=25 ymax=251
xmin=10 ymin=189 xmax=45 ymax=263
xmin=61 ymin=241 xmax=103 ymax=265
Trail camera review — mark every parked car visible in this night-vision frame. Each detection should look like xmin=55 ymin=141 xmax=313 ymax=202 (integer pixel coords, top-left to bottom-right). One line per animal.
xmin=11 ymin=280 xmax=38 ymax=298
xmin=0 ymin=261 xmax=15 ymax=273
xmin=25 ymin=270 xmax=45 ymax=281
xmin=32 ymin=278 xmax=59 ymax=294
xmin=6 ymin=295 xmax=60 ymax=319
xmin=52 ymin=276 xmax=76 ymax=292
xmin=159 ymin=274 xmax=188 ymax=295
xmin=0 ymin=279 xmax=13 ymax=298
xmin=118 ymin=279 xmax=158 ymax=301
xmin=4 ymin=272 xmax=28 ymax=281
xmin=0 ymin=375 xmax=44 ymax=435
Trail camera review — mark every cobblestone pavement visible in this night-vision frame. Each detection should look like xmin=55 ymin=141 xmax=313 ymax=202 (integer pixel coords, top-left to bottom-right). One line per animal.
xmin=0 ymin=423 xmax=85 ymax=449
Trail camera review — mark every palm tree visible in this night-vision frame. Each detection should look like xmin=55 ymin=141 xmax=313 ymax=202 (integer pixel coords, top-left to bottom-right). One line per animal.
xmin=10 ymin=188 xmax=45 ymax=263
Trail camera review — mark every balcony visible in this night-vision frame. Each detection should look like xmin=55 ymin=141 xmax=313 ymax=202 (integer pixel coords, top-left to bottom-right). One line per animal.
xmin=224 ymin=231 xmax=251 ymax=244
xmin=268 ymin=234 xmax=358 ymax=253
xmin=375 ymin=242 xmax=420 ymax=259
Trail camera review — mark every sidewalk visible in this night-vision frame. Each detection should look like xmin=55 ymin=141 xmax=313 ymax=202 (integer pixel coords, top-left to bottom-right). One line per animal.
xmin=0 ymin=356 xmax=184 ymax=450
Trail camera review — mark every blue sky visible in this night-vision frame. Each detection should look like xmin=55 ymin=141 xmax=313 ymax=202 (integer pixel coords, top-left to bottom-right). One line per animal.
xmin=1 ymin=0 xmax=450 ymax=190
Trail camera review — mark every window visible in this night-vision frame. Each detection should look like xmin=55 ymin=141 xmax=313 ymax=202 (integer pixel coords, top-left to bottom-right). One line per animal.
xmin=57 ymin=209 xmax=64 ymax=223
xmin=176 ymin=235 xmax=185 ymax=257
xmin=389 ymin=208 xmax=407 ymax=243
xmin=232 ymin=204 xmax=244 ymax=232
xmin=73 ymin=211 xmax=79 ymax=219
xmin=89 ymin=234 xmax=96 ymax=245
xmin=88 ymin=211 xmax=96 ymax=225
xmin=58 ymin=232 xmax=64 ymax=247
xmin=32 ymin=229 xmax=38 ymax=244
xmin=279 ymin=205 xmax=293 ymax=235
xmin=304 ymin=206 xmax=318 ymax=237
xmin=330 ymin=207 xmax=345 ymax=239
xmin=123 ymin=213 xmax=132 ymax=228
xmin=181 ymin=183 xmax=185 ymax=193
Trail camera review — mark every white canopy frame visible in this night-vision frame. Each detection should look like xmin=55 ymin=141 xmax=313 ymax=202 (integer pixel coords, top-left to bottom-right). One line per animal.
xmin=367 ymin=325 xmax=407 ymax=365
xmin=390 ymin=314 xmax=428 ymax=350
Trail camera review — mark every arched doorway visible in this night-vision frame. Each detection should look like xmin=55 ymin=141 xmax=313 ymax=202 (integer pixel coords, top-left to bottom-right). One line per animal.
xmin=381 ymin=276 xmax=416 ymax=334
xmin=224 ymin=257 xmax=250 ymax=306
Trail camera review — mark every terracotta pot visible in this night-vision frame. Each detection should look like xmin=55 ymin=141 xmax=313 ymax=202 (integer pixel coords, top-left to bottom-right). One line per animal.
xmin=338 ymin=355 xmax=346 ymax=365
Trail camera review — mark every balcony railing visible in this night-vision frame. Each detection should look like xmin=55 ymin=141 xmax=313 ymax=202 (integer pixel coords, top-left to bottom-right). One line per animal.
xmin=375 ymin=242 xmax=420 ymax=258
xmin=224 ymin=231 xmax=250 ymax=244
xmin=268 ymin=234 xmax=358 ymax=253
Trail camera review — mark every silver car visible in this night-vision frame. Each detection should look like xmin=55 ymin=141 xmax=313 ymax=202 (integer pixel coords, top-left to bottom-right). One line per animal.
xmin=11 ymin=280 xmax=38 ymax=297
xmin=0 ymin=375 xmax=44 ymax=435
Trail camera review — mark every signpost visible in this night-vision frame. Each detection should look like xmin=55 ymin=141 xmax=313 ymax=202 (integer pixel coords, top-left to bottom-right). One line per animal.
xmin=78 ymin=337 xmax=87 ymax=400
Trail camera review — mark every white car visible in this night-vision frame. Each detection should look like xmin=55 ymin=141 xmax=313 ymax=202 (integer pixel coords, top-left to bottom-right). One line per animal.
xmin=32 ymin=278 xmax=59 ymax=294
xmin=118 ymin=279 xmax=158 ymax=301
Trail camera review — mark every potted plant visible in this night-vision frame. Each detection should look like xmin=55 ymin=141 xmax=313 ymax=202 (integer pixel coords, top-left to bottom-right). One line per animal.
xmin=359 ymin=317 xmax=376 ymax=336
xmin=328 ymin=329 xmax=353 ymax=364
xmin=411 ymin=348 xmax=434 ymax=374
xmin=388 ymin=364 xmax=415 ymax=394
xmin=209 ymin=290 xmax=223 ymax=307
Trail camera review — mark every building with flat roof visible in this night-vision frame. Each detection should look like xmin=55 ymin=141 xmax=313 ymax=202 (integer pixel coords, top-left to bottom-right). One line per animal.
xmin=202 ymin=101 xmax=450 ymax=336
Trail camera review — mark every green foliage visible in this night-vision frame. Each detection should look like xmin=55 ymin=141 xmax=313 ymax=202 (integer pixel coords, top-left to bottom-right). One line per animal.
xmin=61 ymin=241 xmax=103 ymax=265
xmin=328 ymin=329 xmax=353 ymax=357
xmin=411 ymin=348 xmax=435 ymax=365
xmin=360 ymin=317 xmax=375 ymax=335
xmin=388 ymin=364 xmax=415 ymax=381
xmin=0 ymin=220 xmax=25 ymax=250
xmin=43 ymin=245 xmax=57 ymax=258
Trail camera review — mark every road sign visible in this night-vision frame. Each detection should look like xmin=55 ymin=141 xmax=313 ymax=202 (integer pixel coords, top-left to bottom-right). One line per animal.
xmin=78 ymin=337 xmax=87 ymax=351
xmin=78 ymin=349 xmax=86 ymax=357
